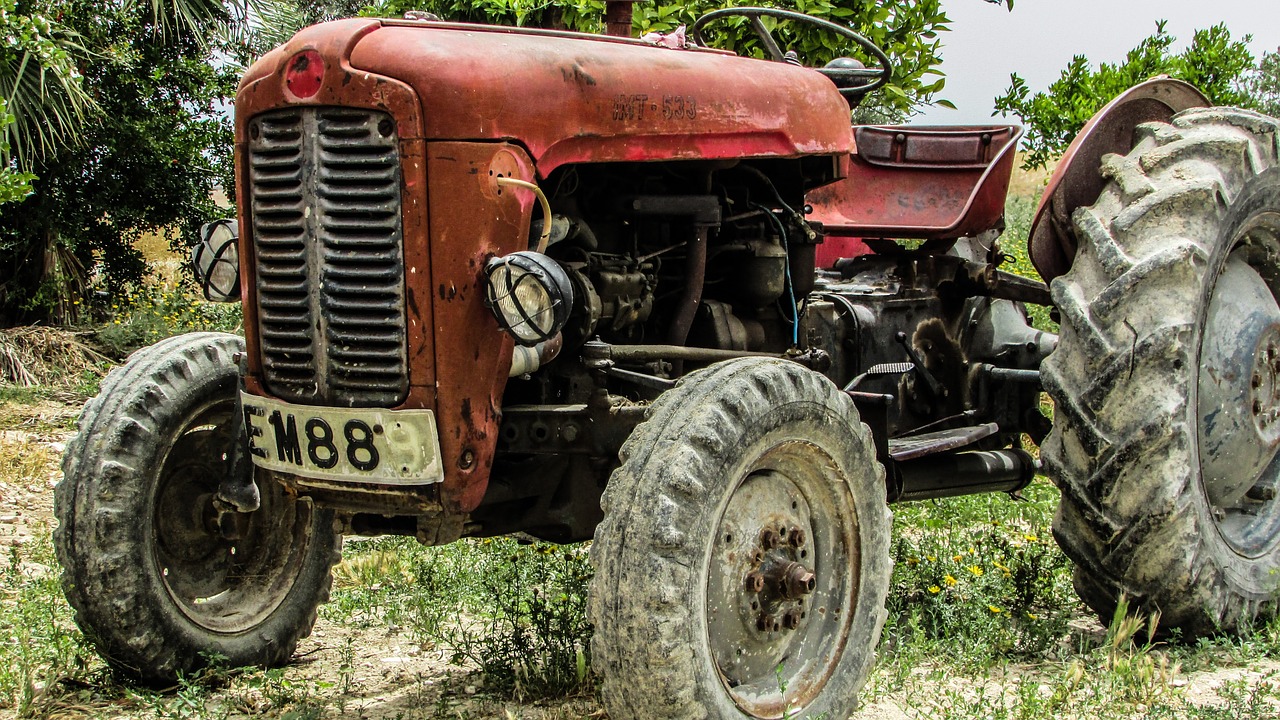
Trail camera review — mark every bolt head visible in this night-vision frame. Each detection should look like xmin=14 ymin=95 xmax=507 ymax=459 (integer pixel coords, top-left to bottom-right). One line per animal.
xmin=787 ymin=527 xmax=806 ymax=548
xmin=782 ymin=610 xmax=801 ymax=630
xmin=760 ymin=528 xmax=781 ymax=550
xmin=757 ymin=614 xmax=774 ymax=632
xmin=744 ymin=572 xmax=765 ymax=594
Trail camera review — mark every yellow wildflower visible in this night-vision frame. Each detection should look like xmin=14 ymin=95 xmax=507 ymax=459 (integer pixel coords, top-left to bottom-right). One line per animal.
xmin=988 ymin=605 xmax=1002 ymax=614
xmin=1024 ymin=534 xmax=1039 ymax=543
xmin=943 ymin=574 xmax=957 ymax=587
xmin=968 ymin=565 xmax=983 ymax=577
xmin=926 ymin=555 xmax=936 ymax=562
xmin=907 ymin=556 xmax=920 ymax=566
xmin=1026 ymin=612 xmax=1038 ymax=620
xmin=927 ymin=585 xmax=941 ymax=595
xmin=952 ymin=554 xmax=963 ymax=562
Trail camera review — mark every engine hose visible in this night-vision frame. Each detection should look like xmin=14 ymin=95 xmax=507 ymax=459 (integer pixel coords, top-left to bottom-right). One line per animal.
xmin=753 ymin=202 xmax=799 ymax=346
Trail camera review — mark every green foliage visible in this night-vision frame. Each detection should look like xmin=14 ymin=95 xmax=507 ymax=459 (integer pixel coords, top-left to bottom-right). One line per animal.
xmin=0 ymin=0 xmax=236 ymax=326
xmin=358 ymin=0 xmax=1012 ymax=121
xmin=1245 ymin=49 xmax=1280 ymax=117
xmin=995 ymin=21 xmax=1257 ymax=169
xmin=327 ymin=536 xmax=594 ymax=700
xmin=883 ymin=482 xmax=1077 ymax=668
xmin=0 ymin=0 xmax=96 ymax=169
xmin=0 ymin=99 xmax=35 ymax=205
xmin=0 ymin=444 xmax=101 ymax=716
xmin=437 ymin=540 xmax=592 ymax=699
xmin=93 ymin=282 xmax=243 ymax=358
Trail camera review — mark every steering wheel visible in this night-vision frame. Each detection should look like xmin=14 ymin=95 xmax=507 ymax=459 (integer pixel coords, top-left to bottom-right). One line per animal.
xmin=689 ymin=7 xmax=893 ymax=100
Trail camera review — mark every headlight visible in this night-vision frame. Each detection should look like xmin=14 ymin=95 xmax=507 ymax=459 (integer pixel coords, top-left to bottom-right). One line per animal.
xmin=192 ymin=219 xmax=240 ymax=302
xmin=483 ymin=251 xmax=573 ymax=346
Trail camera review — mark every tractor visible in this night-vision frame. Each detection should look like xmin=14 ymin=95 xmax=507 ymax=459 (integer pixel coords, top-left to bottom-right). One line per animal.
xmin=54 ymin=5 xmax=1280 ymax=719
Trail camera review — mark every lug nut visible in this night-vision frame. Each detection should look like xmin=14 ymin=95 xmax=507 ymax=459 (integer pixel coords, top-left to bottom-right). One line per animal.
xmin=744 ymin=571 xmax=765 ymax=593
xmin=757 ymin=614 xmax=777 ymax=632
xmin=787 ymin=527 xmax=806 ymax=548
xmin=760 ymin=528 xmax=781 ymax=550
xmin=782 ymin=610 xmax=801 ymax=630
xmin=783 ymin=562 xmax=817 ymax=598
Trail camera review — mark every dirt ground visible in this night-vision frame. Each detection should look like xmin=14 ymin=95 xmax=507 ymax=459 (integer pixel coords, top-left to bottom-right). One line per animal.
xmin=4 ymin=398 xmax=1280 ymax=720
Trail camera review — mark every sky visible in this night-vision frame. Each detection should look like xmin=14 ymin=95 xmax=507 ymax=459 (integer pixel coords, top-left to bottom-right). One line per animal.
xmin=914 ymin=0 xmax=1280 ymax=125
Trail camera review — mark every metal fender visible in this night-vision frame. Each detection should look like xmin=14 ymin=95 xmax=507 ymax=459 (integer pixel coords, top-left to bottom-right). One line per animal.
xmin=1028 ymin=77 xmax=1209 ymax=283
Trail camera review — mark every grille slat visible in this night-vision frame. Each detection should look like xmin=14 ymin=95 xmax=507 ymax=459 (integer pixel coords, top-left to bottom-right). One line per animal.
xmin=249 ymin=107 xmax=408 ymax=408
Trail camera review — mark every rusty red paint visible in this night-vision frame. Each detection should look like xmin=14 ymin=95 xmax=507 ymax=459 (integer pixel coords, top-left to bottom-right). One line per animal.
xmin=347 ymin=23 xmax=853 ymax=174
xmin=1028 ymin=78 xmax=1209 ymax=282
xmin=426 ymin=142 xmax=537 ymax=513
xmin=236 ymin=19 xmax=427 ymax=396
xmin=232 ymin=18 xmax=863 ymax=516
xmin=806 ymin=125 xmax=1021 ymax=239
xmin=284 ymin=50 xmax=324 ymax=99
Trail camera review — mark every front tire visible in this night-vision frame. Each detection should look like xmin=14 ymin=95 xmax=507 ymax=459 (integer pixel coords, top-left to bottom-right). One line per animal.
xmin=589 ymin=357 xmax=890 ymax=719
xmin=1044 ymin=108 xmax=1280 ymax=633
xmin=55 ymin=332 xmax=341 ymax=681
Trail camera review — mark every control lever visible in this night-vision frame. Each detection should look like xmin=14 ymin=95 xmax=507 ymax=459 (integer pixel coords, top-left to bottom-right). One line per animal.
xmin=843 ymin=362 xmax=914 ymax=391
xmin=895 ymin=331 xmax=946 ymax=399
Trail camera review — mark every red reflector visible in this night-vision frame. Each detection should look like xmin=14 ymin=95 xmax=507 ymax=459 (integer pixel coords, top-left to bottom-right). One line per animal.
xmin=285 ymin=50 xmax=324 ymax=99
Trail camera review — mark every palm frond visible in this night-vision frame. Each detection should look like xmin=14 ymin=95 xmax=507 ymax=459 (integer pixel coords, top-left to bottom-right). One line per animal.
xmin=222 ymin=0 xmax=311 ymax=62
xmin=137 ymin=0 xmax=231 ymax=43
xmin=0 ymin=45 xmax=98 ymax=169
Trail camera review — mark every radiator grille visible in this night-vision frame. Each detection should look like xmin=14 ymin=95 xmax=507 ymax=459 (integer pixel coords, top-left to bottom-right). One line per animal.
xmin=248 ymin=107 xmax=408 ymax=408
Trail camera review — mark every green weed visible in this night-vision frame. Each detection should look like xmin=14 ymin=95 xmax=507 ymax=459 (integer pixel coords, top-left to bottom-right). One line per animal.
xmin=325 ymin=536 xmax=594 ymax=702
xmin=94 ymin=282 xmax=242 ymax=358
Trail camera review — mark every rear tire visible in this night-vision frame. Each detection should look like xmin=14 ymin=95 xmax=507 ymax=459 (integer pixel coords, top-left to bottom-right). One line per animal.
xmin=55 ymin=332 xmax=341 ymax=681
xmin=1044 ymin=108 xmax=1280 ymax=633
xmin=589 ymin=357 xmax=890 ymax=719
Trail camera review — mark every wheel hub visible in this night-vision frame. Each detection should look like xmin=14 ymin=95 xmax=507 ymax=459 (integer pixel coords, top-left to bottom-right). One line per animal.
xmin=705 ymin=458 xmax=857 ymax=718
xmin=1198 ymin=254 xmax=1280 ymax=507
xmin=740 ymin=527 xmax=816 ymax=636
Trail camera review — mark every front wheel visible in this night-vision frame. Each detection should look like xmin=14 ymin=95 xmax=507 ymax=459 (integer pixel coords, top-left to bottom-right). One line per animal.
xmin=1044 ymin=108 xmax=1280 ymax=633
xmin=589 ymin=358 xmax=890 ymax=719
xmin=55 ymin=332 xmax=341 ymax=681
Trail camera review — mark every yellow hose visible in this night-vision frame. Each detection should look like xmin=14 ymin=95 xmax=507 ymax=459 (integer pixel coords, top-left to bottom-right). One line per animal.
xmin=495 ymin=177 xmax=553 ymax=253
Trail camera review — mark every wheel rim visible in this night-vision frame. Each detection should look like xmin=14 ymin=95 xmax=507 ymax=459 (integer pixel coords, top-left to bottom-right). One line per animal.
xmin=705 ymin=440 xmax=857 ymax=718
xmin=152 ymin=397 xmax=314 ymax=633
xmin=1198 ymin=210 xmax=1280 ymax=556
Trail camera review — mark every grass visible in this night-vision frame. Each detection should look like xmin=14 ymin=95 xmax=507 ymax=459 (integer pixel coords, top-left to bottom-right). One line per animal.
xmin=5 ymin=186 xmax=1280 ymax=719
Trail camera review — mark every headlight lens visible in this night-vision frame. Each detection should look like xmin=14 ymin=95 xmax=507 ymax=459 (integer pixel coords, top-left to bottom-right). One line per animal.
xmin=483 ymin=251 xmax=573 ymax=346
xmin=192 ymin=219 xmax=240 ymax=303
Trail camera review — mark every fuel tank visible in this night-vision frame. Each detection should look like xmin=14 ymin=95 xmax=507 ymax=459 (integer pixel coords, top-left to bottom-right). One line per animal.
xmin=238 ymin=18 xmax=856 ymax=172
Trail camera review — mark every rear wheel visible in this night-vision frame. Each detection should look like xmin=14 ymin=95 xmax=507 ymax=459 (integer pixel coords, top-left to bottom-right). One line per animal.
xmin=589 ymin=357 xmax=890 ymax=719
xmin=1044 ymin=108 xmax=1280 ymax=633
xmin=55 ymin=332 xmax=341 ymax=681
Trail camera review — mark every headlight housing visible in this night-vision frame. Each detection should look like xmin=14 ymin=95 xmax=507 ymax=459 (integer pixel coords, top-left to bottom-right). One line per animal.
xmin=192 ymin=219 xmax=241 ymax=303
xmin=483 ymin=251 xmax=573 ymax=346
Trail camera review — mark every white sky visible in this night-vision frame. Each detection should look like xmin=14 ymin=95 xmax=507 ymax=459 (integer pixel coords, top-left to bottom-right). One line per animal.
xmin=915 ymin=0 xmax=1280 ymax=125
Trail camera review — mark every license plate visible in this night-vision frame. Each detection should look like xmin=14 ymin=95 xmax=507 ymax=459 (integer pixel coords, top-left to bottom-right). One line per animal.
xmin=240 ymin=392 xmax=444 ymax=485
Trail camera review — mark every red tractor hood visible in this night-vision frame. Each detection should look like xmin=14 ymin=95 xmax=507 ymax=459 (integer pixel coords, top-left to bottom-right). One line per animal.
xmin=239 ymin=18 xmax=855 ymax=174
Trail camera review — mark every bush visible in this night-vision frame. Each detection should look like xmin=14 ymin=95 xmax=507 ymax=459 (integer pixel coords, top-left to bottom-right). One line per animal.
xmin=883 ymin=481 xmax=1078 ymax=667
xmin=995 ymin=21 xmax=1256 ymax=169
xmin=93 ymin=282 xmax=242 ymax=358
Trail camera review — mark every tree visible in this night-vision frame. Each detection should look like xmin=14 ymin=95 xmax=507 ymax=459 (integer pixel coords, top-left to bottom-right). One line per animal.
xmin=994 ymin=21 xmax=1256 ymax=170
xmin=1245 ymin=49 xmax=1280 ymax=117
xmin=0 ymin=0 xmax=97 ymax=172
xmin=0 ymin=0 xmax=236 ymax=325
